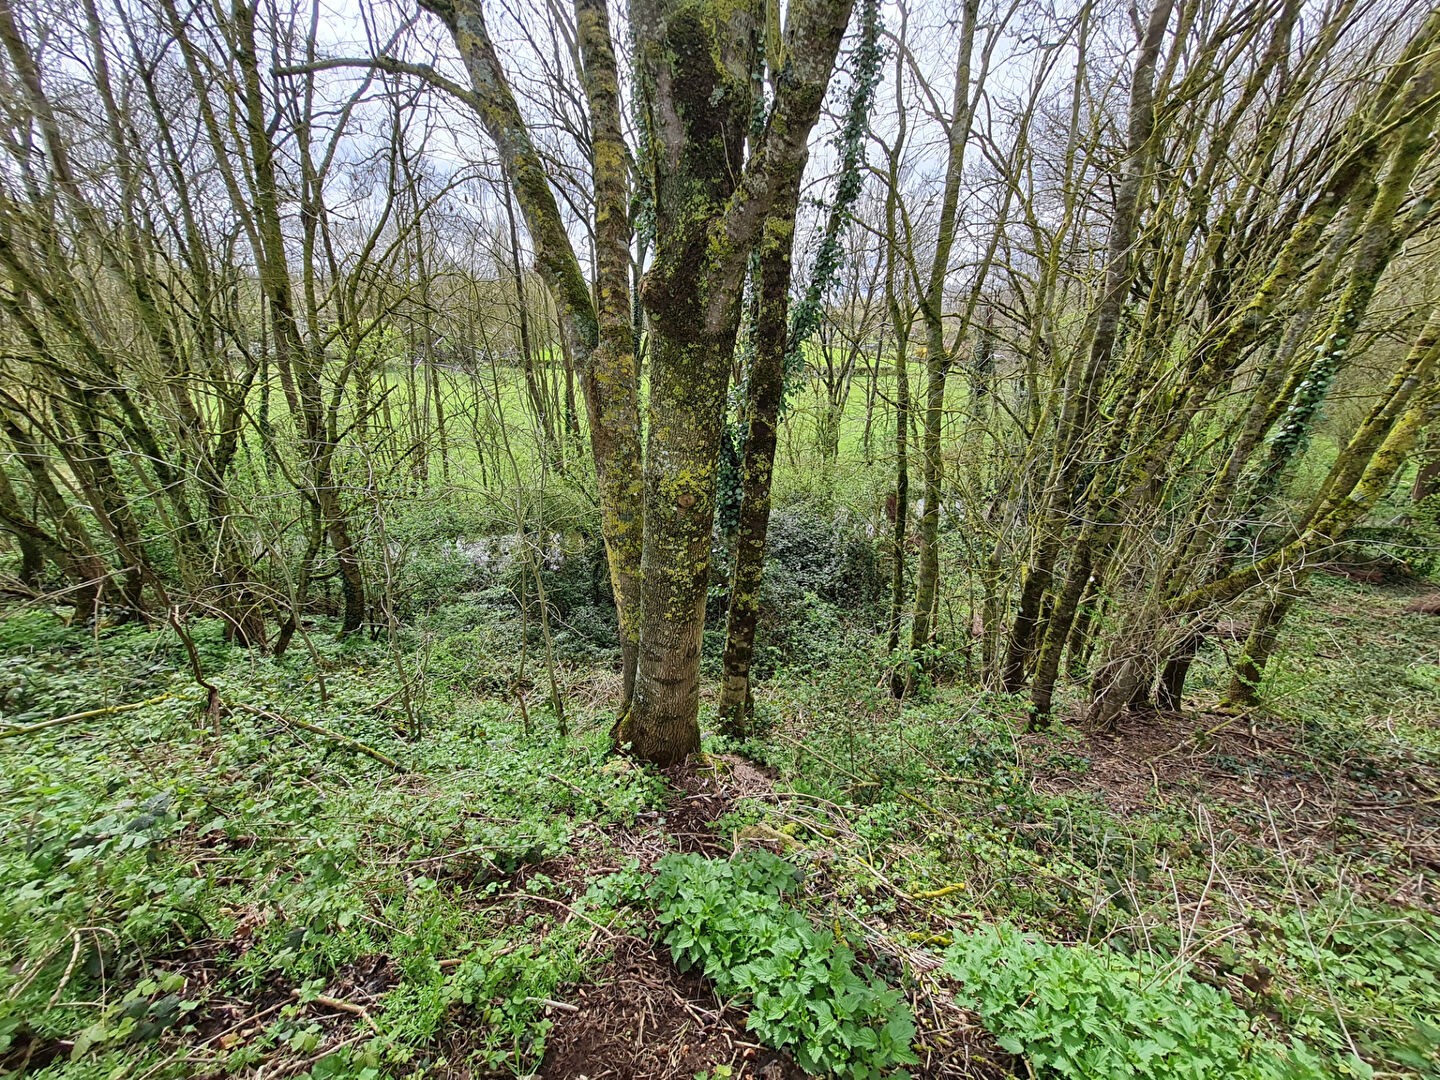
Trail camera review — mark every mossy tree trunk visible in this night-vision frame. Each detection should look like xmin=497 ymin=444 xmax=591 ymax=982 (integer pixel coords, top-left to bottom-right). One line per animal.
xmin=717 ymin=0 xmax=881 ymax=731
xmin=420 ymin=0 xmax=645 ymax=700
xmin=908 ymin=0 xmax=979 ymax=668
xmin=0 ymin=464 xmax=48 ymax=588
xmin=616 ymin=0 xmax=855 ymax=763
xmin=1414 ymin=439 xmax=1440 ymax=505
xmin=574 ymin=0 xmax=646 ymax=704
xmin=426 ymin=0 xmax=852 ymax=763
xmin=1222 ymin=302 xmax=1440 ymax=705
xmin=225 ymin=0 xmax=367 ymax=632
xmin=0 ymin=427 xmax=107 ymax=606
xmin=1000 ymin=0 xmax=1175 ymax=692
xmin=717 ymin=198 xmax=797 ymax=735
xmin=1124 ymin=23 xmax=1440 ymax=714
xmin=1174 ymin=299 xmax=1440 ymax=630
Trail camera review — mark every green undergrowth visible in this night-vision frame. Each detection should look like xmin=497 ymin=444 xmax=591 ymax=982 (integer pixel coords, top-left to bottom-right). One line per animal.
xmin=651 ymin=851 xmax=917 ymax=1078
xmin=3 ymin=569 xmax=1437 ymax=1080
xmin=0 ymin=606 xmax=927 ymax=1080
xmin=943 ymin=924 xmax=1329 ymax=1079
xmin=1218 ymin=572 xmax=1440 ymax=753
xmin=0 ymin=609 xmax=666 ymax=1078
xmin=715 ymin=578 xmax=1440 ymax=1078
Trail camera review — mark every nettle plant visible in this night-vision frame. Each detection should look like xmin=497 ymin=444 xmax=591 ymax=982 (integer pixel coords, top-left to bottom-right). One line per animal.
xmin=651 ymin=851 xmax=917 ymax=1078
xmin=943 ymin=924 xmax=1331 ymax=1080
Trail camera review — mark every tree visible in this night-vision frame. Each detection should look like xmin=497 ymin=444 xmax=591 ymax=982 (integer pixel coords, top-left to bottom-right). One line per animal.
xmin=716 ymin=0 xmax=883 ymax=733
xmin=420 ymin=0 xmax=855 ymax=763
xmin=412 ymin=0 xmax=646 ymax=704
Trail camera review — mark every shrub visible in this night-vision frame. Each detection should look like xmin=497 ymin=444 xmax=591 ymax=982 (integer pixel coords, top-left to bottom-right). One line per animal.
xmin=763 ymin=505 xmax=885 ymax=610
xmin=651 ymin=852 xmax=917 ymax=1078
xmin=943 ymin=924 xmax=1327 ymax=1080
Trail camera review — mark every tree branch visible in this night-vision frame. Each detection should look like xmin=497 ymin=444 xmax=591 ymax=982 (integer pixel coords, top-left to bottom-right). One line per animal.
xmin=703 ymin=0 xmax=856 ymax=331
xmin=273 ymin=55 xmax=481 ymax=113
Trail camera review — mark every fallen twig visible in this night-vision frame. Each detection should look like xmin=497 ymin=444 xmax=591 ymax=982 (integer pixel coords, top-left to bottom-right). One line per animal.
xmin=230 ymin=702 xmax=403 ymax=771
xmin=294 ymin=989 xmax=380 ymax=1032
xmin=1 ymin=693 xmax=171 ymax=739
xmin=525 ymin=996 xmax=580 ymax=1013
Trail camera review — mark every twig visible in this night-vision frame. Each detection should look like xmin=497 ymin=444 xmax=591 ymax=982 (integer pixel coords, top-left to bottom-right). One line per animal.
xmin=201 ymin=999 xmax=290 ymax=1046
xmin=546 ymin=772 xmax=593 ymax=798
xmin=230 ymin=702 xmax=403 ymax=771
xmin=910 ymin=883 xmax=966 ymax=901
xmin=516 ymin=893 xmax=629 ymax=941
xmin=48 ymin=932 xmax=85 ymax=1006
xmin=525 ymin=996 xmax=580 ymax=1012
xmin=294 ymin=989 xmax=380 ymax=1032
xmin=1 ymin=693 xmax=170 ymax=739
xmin=267 ymin=1032 xmax=368 ymax=1080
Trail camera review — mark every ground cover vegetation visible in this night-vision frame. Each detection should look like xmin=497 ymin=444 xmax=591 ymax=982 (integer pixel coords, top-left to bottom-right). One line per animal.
xmin=1 ymin=0 xmax=1439 ymax=1075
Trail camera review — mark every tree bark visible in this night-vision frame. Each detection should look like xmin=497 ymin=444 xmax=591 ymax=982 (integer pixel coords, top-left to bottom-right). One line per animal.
xmin=618 ymin=0 xmax=855 ymax=763
xmin=717 ymin=199 xmax=797 ymax=735
xmin=574 ymin=0 xmax=646 ymax=704
xmin=716 ymin=0 xmax=881 ymax=728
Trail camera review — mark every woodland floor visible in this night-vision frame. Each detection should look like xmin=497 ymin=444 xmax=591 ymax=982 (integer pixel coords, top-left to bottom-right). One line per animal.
xmin=1 ymin=573 xmax=1438 ymax=1078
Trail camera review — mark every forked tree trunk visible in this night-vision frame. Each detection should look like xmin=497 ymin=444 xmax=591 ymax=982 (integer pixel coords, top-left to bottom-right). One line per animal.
xmin=430 ymin=0 xmax=852 ymax=764
xmin=617 ymin=0 xmax=854 ymax=763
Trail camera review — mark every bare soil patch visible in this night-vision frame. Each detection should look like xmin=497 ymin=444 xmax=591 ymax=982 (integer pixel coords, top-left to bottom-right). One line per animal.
xmin=1405 ymin=591 xmax=1440 ymax=615
xmin=1026 ymin=708 xmax=1440 ymax=907
xmin=540 ymin=938 xmax=804 ymax=1080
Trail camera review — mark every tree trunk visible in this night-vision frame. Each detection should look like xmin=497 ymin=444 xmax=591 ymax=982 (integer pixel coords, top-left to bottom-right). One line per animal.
xmin=1414 ymin=444 xmax=1440 ymax=504
xmin=1225 ymin=595 xmax=1292 ymax=706
xmin=622 ymin=328 xmax=734 ymax=762
xmin=1002 ymin=0 xmax=1175 ymax=692
xmin=574 ymin=0 xmax=645 ymax=705
xmin=0 ymin=463 xmax=64 ymax=590
xmin=618 ymin=0 xmax=854 ymax=763
xmin=717 ymin=201 xmax=797 ymax=735
xmin=715 ymin=0 xmax=880 ymax=728
xmin=423 ymin=0 xmax=645 ymax=706
xmin=909 ymin=0 xmax=979 ymax=666
xmin=430 ymin=0 xmax=852 ymax=764
xmin=503 ymin=177 xmax=558 ymax=457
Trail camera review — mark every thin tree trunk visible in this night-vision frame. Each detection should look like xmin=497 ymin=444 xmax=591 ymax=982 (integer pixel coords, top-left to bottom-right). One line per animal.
xmin=574 ymin=0 xmax=645 ymax=707
xmin=717 ymin=197 xmax=798 ymax=734
xmin=715 ymin=0 xmax=880 ymax=726
xmin=503 ymin=177 xmax=557 ymax=457
xmin=909 ymin=0 xmax=979 ymax=665
xmin=423 ymin=0 xmax=645 ymax=712
xmin=1002 ymin=0 xmax=1176 ymax=690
